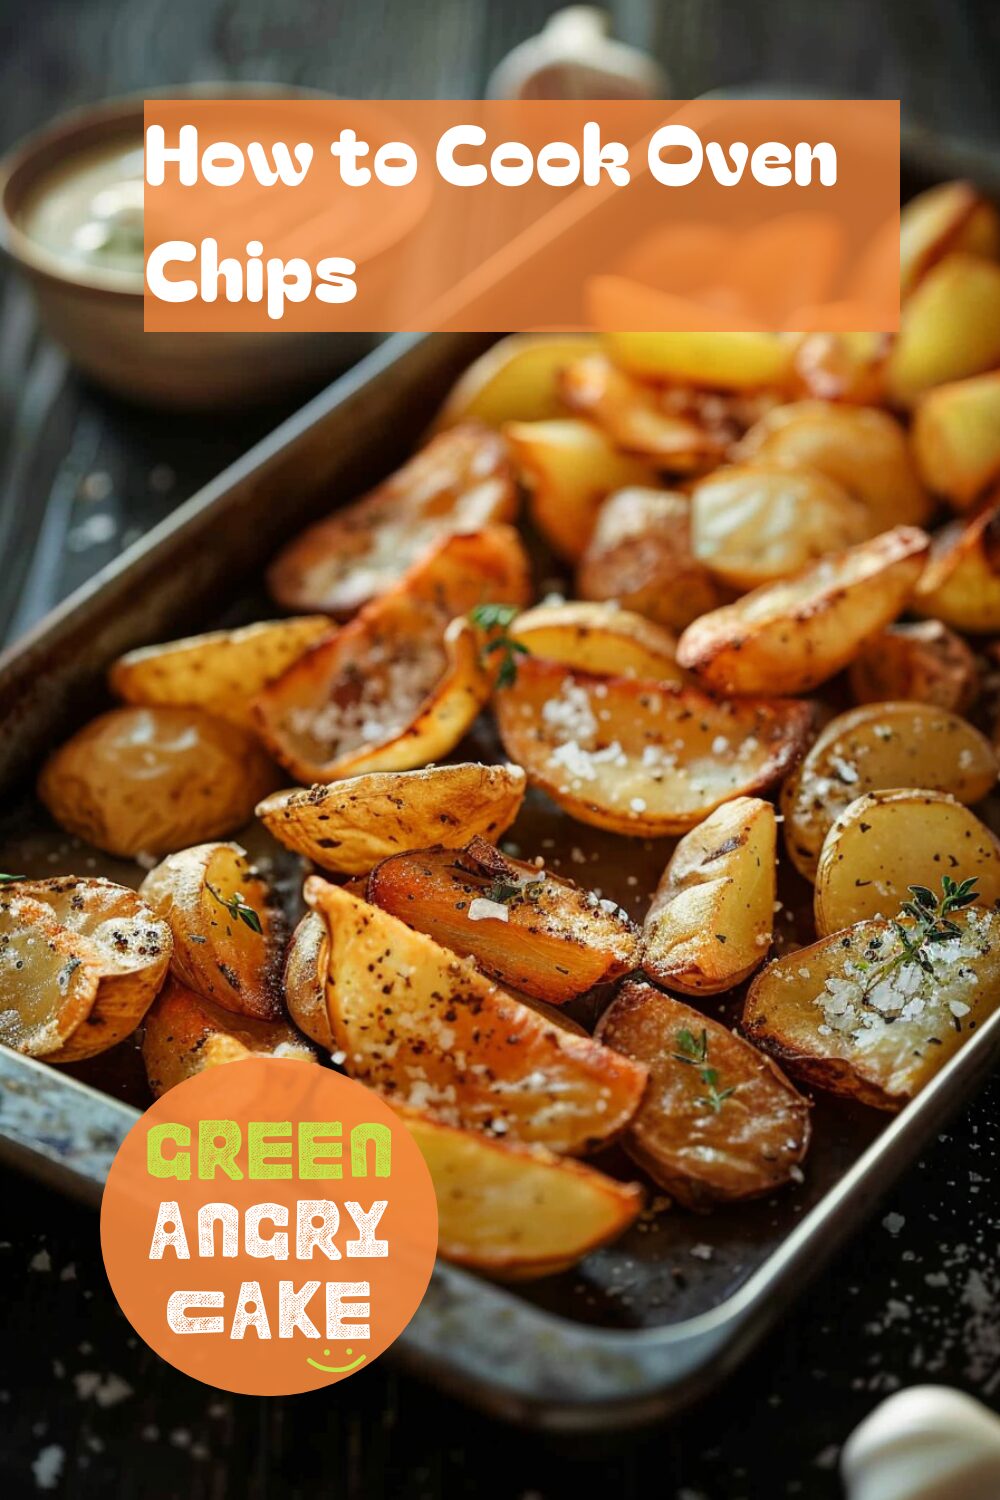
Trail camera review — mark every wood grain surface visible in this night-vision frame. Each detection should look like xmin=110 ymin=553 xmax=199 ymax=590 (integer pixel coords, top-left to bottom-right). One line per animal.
xmin=0 ymin=3 xmax=998 ymax=1497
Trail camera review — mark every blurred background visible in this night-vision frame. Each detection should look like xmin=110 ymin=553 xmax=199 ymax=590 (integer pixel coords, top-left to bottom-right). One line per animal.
xmin=0 ymin=3 xmax=998 ymax=1498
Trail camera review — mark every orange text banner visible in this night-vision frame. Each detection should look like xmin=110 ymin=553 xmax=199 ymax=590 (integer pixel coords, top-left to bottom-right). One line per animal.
xmin=143 ymin=98 xmax=900 ymax=333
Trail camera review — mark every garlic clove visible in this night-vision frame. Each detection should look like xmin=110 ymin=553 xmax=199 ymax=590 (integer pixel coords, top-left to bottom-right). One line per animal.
xmin=487 ymin=6 xmax=669 ymax=102
xmin=842 ymin=1385 xmax=1000 ymax=1500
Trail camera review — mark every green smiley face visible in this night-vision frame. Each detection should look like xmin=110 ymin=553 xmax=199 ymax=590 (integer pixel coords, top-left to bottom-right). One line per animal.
xmin=306 ymin=1346 xmax=368 ymax=1374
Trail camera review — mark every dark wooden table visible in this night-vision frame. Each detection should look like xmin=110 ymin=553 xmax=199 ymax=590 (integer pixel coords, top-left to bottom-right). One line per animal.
xmin=1 ymin=3 xmax=998 ymax=1496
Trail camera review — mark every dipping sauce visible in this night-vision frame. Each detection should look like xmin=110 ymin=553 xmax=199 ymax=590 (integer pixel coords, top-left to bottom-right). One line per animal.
xmin=19 ymin=136 xmax=144 ymax=282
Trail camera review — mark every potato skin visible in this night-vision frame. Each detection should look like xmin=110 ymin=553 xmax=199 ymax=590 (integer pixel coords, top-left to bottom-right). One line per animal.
xmin=744 ymin=910 xmax=1000 ymax=1110
xmin=366 ymin=839 xmax=640 ymax=1003
xmin=17 ymin=876 xmax=172 ymax=1062
xmin=577 ymin=487 xmax=728 ymax=633
xmin=597 ymin=980 xmax=810 ymax=1209
xmin=914 ymin=499 xmax=1000 ymax=633
xmin=257 ymin=762 xmax=527 ymax=876
xmin=396 ymin=1104 xmax=643 ymax=1278
xmin=847 ymin=620 xmax=979 ymax=713
xmin=781 ymin=701 xmax=998 ymax=881
xmin=38 ymin=706 xmax=279 ymax=858
xmin=142 ymin=977 xmax=315 ymax=1098
xmin=303 ymin=877 xmax=649 ymax=1155
xmin=267 ymin=423 xmax=518 ymax=617
xmin=677 ymin=526 xmax=930 ymax=697
xmin=139 ymin=842 xmax=285 ymax=1022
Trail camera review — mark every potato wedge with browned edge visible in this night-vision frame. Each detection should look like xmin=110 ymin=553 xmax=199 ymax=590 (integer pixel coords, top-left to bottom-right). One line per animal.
xmin=690 ymin=461 xmax=871 ymax=591
xmin=504 ymin=419 xmax=657 ymax=562
xmin=914 ymin=499 xmax=1000 ymax=632
xmin=140 ymin=842 xmax=285 ymax=1021
xmin=0 ymin=892 xmax=101 ymax=1059
xmin=596 ymin=980 xmax=809 ymax=1208
xmin=509 ymin=601 xmax=682 ymax=681
xmin=496 ymin=657 xmax=812 ymax=836
xmin=643 ymin=798 xmax=776 ymax=994
xmin=887 ymin=254 xmax=1000 ymax=406
xmin=847 ymin=621 xmax=978 ymax=714
xmin=558 ymin=353 xmax=727 ymax=471
xmin=267 ymin=424 xmax=518 ymax=617
xmin=433 ymin=334 xmax=601 ymax=429
xmin=367 ymin=836 xmax=639 ymax=1003
xmin=744 ymin=906 xmax=1000 ymax=1109
xmin=781 ymin=701 xmax=997 ymax=881
xmin=913 ymin=372 xmax=1000 ymax=510
xmin=299 ymin=878 xmax=648 ymax=1155
xmin=142 ymin=977 xmax=316 ymax=1098
xmin=814 ymin=789 xmax=1000 ymax=937
xmin=38 ymin=705 xmax=279 ymax=859
xmin=603 ymin=331 xmax=792 ymax=391
xmin=257 ymin=762 xmax=527 ymax=876
xmin=255 ymin=527 xmax=529 ymax=783
xmin=899 ymin=180 xmax=1000 ymax=300
xmin=791 ymin=331 xmax=889 ymax=405
xmin=109 ymin=617 xmax=334 ymax=729
xmin=396 ymin=1106 xmax=642 ymax=1278
xmin=577 ymin=487 xmax=729 ymax=632
xmin=283 ymin=910 xmax=332 ymax=1050
xmin=734 ymin=401 xmax=931 ymax=531
xmin=10 ymin=877 xmax=172 ymax=1062
xmin=677 ymin=527 xmax=929 ymax=697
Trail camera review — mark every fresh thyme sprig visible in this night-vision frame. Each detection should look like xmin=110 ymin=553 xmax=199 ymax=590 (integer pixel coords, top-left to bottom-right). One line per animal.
xmin=206 ymin=883 xmax=263 ymax=934
xmin=672 ymin=1027 xmax=736 ymax=1114
xmin=0 ymin=873 xmax=24 ymax=884
xmin=468 ymin=602 xmax=529 ymax=688
xmin=861 ymin=874 xmax=979 ymax=997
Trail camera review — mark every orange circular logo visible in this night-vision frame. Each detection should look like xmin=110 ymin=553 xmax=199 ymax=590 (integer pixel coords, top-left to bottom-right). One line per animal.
xmin=101 ymin=1060 xmax=437 ymax=1394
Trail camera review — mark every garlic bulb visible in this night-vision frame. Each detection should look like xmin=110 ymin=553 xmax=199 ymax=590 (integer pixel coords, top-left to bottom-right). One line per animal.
xmin=486 ymin=6 xmax=668 ymax=102
xmin=842 ymin=1386 xmax=1000 ymax=1500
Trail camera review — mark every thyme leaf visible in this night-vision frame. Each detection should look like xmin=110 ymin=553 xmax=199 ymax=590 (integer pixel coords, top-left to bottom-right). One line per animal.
xmin=862 ymin=875 xmax=979 ymax=998
xmin=206 ymin=883 xmax=263 ymax=934
xmin=469 ymin=603 xmax=529 ymax=688
xmin=672 ymin=1027 xmax=736 ymax=1113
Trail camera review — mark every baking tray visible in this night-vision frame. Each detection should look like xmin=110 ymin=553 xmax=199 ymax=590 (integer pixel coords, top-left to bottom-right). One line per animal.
xmin=2 ymin=136 xmax=1000 ymax=1434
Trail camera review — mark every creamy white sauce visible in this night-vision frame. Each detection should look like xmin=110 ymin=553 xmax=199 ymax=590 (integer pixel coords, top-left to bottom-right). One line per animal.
xmin=20 ymin=138 xmax=144 ymax=279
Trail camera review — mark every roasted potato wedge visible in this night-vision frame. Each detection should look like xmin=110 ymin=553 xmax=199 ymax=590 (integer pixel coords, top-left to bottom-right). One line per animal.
xmin=577 ymin=487 xmax=729 ymax=631
xmin=509 ymin=601 xmax=682 ymax=681
xmin=366 ymin=836 xmax=640 ymax=1003
xmin=108 ymin=617 xmax=333 ymax=729
xmin=282 ymin=910 xmax=332 ymax=1050
xmin=734 ymin=401 xmax=931 ymax=531
xmin=596 ymin=980 xmax=809 ymax=1208
xmin=0 ymin=892 xmax=102 ymax=1058
xmin=139 ymin=842 xmax=284 ymax=1021
xmin=791 ymin=330 xmax=890 ymax=405
xmin=602 ymin=331 xmax=793 ymax=391
xmin=433 ymin=334 xmax=601 ymax=429
xmin=558 ymin=353 xmax=727 ymax=470
xmin=503 ymin=419 xmax=657 ymax=562
xmin=299 ymin=878 xmax=648 ymax=1154
xmin=912 ymin=372 xmax=1000 ymax=510
xmin=10 ymin=877 xmax=172 ymax=1062
xmin=914 ymin=498 xmax=1000 ymax=633
xmin=744 ymin=907 xmax=1000 ymax=1109
xmin=899 ymin=180 xmax=1000 ymax=300
xmin=847 ymin=620 xmax=979 ymax=713
xmin=38 ymin=706 xmax=279 ymax=859
xmin=690 ymin=461 xmax=870 ymax=590
xmin=642 ymin=798 xmax=776 ymax=994
xmin=677 ymin=527 xmax=930 ymax=697
xmin=495 ymin=657 xmax=812 ymax=836
xmin=142 ymin=978 xmax=316 ymax=1098
xmin=267 ymin=423 xmax=517 ymax=616
xmin=255 ymin=527 xmax=528 ymax=783
xmin=887 ymin=253 xmax=1000 ymax=407
xmin=814 ymin=789 xmax=1000 ymax=937
xmin=781 ymin=702 xmax=997 ymax=881
xmin=397 ymin=1106 xmax=642 ymax=1278
xmin=257 ymin=762 xmax=527 ymax=876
